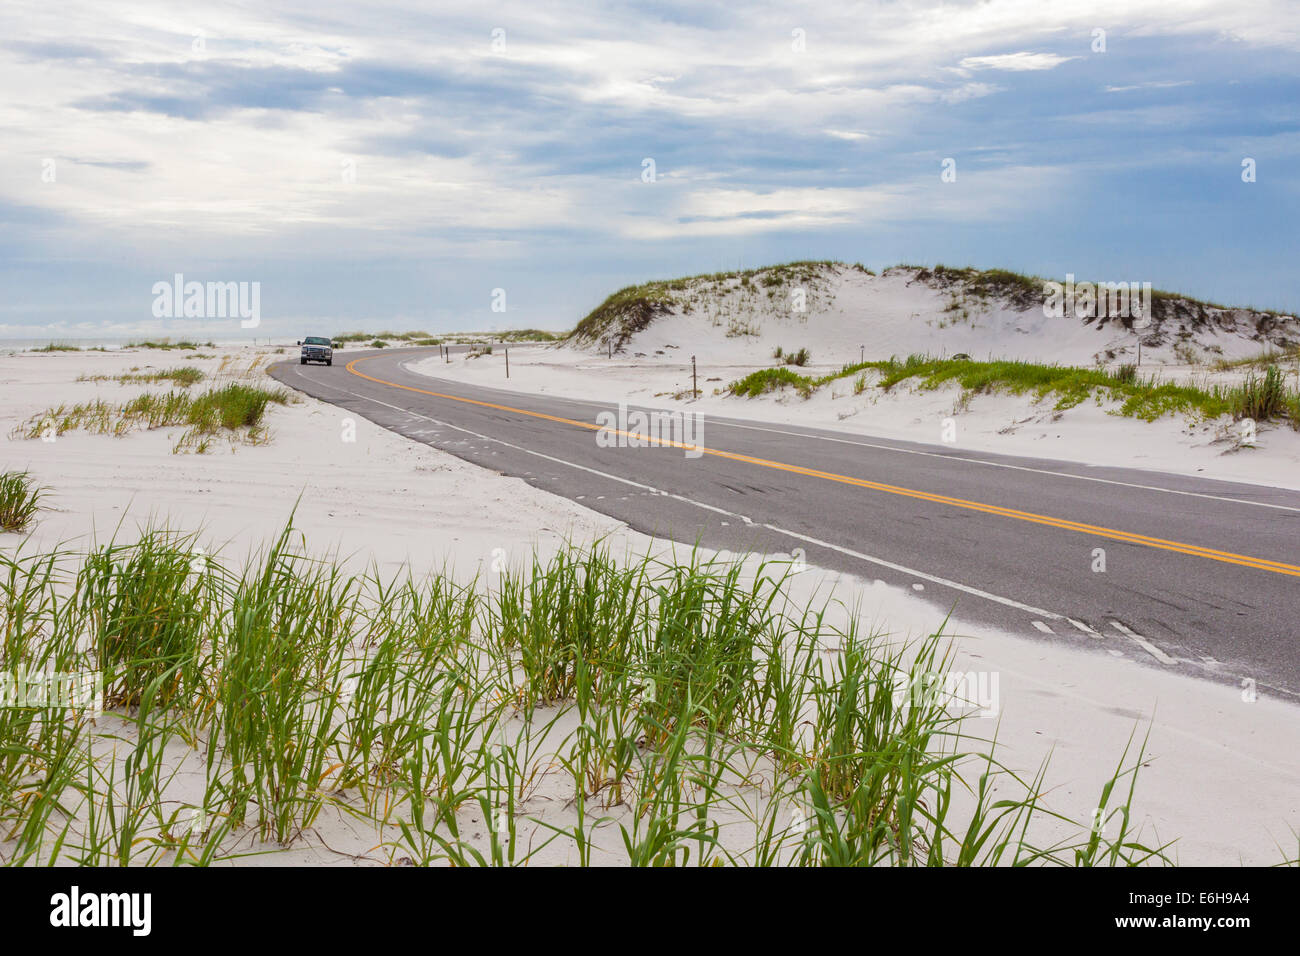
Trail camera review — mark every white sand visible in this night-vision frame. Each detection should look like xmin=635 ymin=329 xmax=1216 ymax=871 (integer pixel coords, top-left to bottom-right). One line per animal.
xmin=2 ymin=345 xmax=1297 ymax=865
xmin=401 ymin=264 xmax=1300 ymax=489
xmin=406 ymin=348 xmax=1300 ymax=492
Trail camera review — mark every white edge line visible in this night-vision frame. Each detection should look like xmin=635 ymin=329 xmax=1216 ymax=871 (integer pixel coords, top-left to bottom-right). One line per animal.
xmin=291 ymin=364 xmax=1300 ymax=702
xmin=397 ymin=358 xmax=1300 ymax=516
xmin=308 ymin=368 xmax=1067 ymax=624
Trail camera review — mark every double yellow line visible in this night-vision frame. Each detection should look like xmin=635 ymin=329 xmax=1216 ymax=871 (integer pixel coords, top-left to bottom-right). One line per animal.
xmin=346 ymin=355 xmax=1300 ymax=579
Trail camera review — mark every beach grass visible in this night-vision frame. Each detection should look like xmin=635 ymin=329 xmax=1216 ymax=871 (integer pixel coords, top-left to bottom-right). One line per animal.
xmin=0 ymin=472 xmax=43 ymax=532
xmin=78 ymin=367 xmax=204 ymax=387
xmin=728 ymin=355 xmax=1300 ymax=429
xmin=124 ymin=340 xmax=213 ymax=351
xmin=0 ymin=519 xmax=1177 ymax=866
xmin=15 ymin=382 xmax=292 ymax=450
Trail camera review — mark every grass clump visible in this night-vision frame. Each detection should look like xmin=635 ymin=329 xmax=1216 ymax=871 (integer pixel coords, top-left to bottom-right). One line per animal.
xmin=868 ymin=356 xmax=1232 ymax=422
xmin=32 ymin=343 xmax=81 ymax=352
xmin=0 ymin=472 xmax=43 ymax=532
xmin=772 ymin=346 xmax=811 ymax=367
xmin=124 ymin=340 xmax=212 ymax=351
xmin=1227 ymin=365 xmax=1290 ymax=422
xmin=16 ymin=383 xmax=292 ymax=451
xmin=186 ymin=383 xmax=284 ymax=430
xmin=728 ymin=367 xmax=818 ymax=399
xmin=135 ymin=366 xmax=204 ymax=387
xmin=215 ymin=526 xmax=358 ymax=842
xmin=80 ymin=530 xmax=215 ymax=710
xmin=79 ymin=367 xmax=204 ymax=388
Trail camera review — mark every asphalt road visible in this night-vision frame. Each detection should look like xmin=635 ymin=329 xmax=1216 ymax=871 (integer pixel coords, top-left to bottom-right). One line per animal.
xmin=271 ymin=346 xmax=1300 ymax=699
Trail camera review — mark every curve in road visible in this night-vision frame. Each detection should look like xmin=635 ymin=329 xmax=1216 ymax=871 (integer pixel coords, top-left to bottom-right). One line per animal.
xmin=271 ymin=346 xmax=1300 ymax=699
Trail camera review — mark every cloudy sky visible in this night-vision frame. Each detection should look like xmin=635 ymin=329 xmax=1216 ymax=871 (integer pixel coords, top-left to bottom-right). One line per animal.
xmin=3 ymin=0 xmax=1298 ymax=338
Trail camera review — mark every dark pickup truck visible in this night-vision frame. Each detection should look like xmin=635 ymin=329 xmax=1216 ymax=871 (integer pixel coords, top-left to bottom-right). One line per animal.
xmin=298 ymin=336 xmax=333 ymax=366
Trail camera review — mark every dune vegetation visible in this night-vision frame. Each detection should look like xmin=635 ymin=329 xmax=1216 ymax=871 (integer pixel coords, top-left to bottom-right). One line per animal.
xmin=0 ymin=471 xmax=43 ymax=533
xmin=569 ymin=261 xmax=860 ymax=349
xmin=0 ymin=518 xmax=1180 ymax=866
xmin=332 ymin=329 xmax=560 ymax=346
xmin=14 ymin=382 xmax=293 ymax=453
xmin=77 ymin=366 xmax=205 ymax=387
xmin=728 ymin=354 xmax=1300 ymax=429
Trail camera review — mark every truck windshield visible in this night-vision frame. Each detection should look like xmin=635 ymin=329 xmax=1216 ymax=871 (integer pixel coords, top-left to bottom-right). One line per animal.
xmin=304 ymin=337 xmax=330 ymax=346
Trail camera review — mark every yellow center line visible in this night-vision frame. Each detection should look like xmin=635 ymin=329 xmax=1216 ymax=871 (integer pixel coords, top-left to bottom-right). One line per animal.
xmin=345 ymin=355 xmax=1300 ymax=578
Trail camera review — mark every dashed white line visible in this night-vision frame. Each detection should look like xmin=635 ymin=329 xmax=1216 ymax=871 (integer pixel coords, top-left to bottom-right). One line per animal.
xmin=1110 ymin=621 xmax=1178 ymax=665
xmin=1031 ymin=620 xmax=1054 ymax=634
xmin=1068 ymin=618 xmax=1105 ymax=640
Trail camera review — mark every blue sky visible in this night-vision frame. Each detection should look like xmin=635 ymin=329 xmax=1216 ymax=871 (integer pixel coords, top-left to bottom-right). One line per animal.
xmin=2 ymin=0 xmax=1298 ymax=339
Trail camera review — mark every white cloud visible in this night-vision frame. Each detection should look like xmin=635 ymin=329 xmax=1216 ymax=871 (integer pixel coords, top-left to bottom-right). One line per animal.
xmin=625 ymin=165 xmax=1064 ymax=240
xmin=959 ymin=52 xmax=1079 ymax=71
xmin=1104 ymin=80 xmax=1194 ymax=92
xmin=1 ymin=0 xmax=1298 ymax=329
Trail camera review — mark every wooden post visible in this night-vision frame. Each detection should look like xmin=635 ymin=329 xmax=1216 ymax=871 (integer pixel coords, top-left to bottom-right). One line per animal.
xmin=505 ymin=346 xmax=509 ymax=378
xmin=692 ymin=355 xmax=697 ymax=398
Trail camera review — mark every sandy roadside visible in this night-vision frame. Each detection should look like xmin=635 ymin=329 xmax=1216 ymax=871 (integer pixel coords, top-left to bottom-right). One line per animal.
xmin=2 ymin=345 xmax=1297 ymax=864
xmin=405 ymin=342 xmax=1300 ymax=492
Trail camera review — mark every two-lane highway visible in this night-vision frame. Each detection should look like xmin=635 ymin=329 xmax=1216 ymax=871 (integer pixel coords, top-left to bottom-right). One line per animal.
xmin=272 ymin=346 xmax=1300 ymax=699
